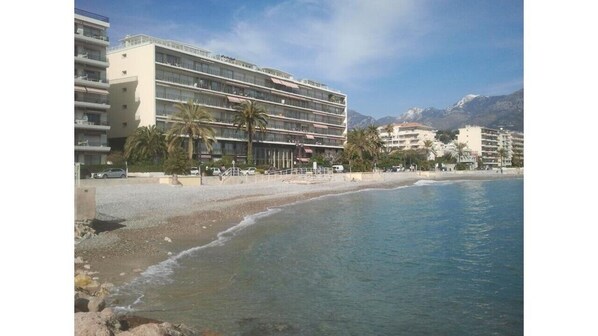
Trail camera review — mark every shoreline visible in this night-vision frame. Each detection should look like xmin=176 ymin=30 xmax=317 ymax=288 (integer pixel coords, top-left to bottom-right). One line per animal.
xmin=75 ymin=171 xmax=522 ymax=289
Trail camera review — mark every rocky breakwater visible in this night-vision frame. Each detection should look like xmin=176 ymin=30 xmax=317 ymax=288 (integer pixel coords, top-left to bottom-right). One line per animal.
xmin=75 ymin=224 xmax=222 ymax=336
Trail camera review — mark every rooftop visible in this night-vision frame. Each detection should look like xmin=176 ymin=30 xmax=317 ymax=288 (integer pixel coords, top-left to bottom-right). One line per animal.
xmin=108 ymin=34 xmax=343 ymax=94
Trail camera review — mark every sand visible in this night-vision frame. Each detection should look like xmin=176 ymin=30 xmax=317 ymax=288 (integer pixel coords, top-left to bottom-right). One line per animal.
xmin=74 ymin=171 xmax=522 ymax=287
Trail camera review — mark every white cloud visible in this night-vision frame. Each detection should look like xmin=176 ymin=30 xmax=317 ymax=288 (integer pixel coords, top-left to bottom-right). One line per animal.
xmin=202 ymin=0 xmax=429 ymax=84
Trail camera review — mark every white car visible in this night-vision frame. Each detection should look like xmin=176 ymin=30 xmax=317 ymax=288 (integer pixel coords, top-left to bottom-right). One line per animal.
xmin=240 ymin=167 xmax=257 ymax=175
xmin=189 ymin=167 xmax=200 ymax=175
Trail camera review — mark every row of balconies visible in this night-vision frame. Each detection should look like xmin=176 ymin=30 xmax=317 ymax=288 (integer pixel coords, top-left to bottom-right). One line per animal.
xmin=155 ymin=93 xmax=344 ymax=130
xmin=156 ymin=73 xmax=345 ymax=117
xmin=156 ymin=60 xmax=346 ymax=109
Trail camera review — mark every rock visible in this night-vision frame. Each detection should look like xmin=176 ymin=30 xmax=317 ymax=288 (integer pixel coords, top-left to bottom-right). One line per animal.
xmin=120 ymin=273 xmax=126 ymax=276
xmin=84 ymin=264 xmax=91 ymax=269
xmin=87 ymin=296 xmax=106 ymax=312
xmin=75 ymin=296 xmax=90 ymax=312
xmin=75 ymin=274 xmax=93 ymax=288
xmin=75 ymin=256 xmax=85 ymax=264
xmin=74 ymin=312 xmax=116 ymax=336
xmin=167 ymin=252 xmax=173 ymax=256
xmin=127 ymin=323 xmax=168 ymax=336
xmin=164 ymin=237 xmax=172 ymax=243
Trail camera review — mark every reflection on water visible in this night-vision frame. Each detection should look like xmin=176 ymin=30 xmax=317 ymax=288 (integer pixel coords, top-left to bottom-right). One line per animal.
xmin=109 ymin=178 xmax=523 ymax=335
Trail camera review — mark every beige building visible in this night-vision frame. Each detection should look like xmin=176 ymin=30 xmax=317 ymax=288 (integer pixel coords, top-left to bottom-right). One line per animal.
xmin=74 ymin=9 xmax=111 ymax=164
xmin=498 ymin=129 xmax=513 ymax=167
xmin=378 ymin=122 xmax=437 ymax=156
xmin=457 ymin=125 xmax=500 ymax=169
xmin=106 ymin=34 xmax=347 ymax=168
xmin=510 ymin=131 xmax=524 ymax=166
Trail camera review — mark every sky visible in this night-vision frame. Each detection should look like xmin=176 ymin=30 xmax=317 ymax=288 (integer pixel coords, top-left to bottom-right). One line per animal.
xmin=73 ymin=0 xmax=523 ymax=119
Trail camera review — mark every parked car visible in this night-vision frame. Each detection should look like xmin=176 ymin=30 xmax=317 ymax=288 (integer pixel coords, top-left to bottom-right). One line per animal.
xmin=240 ymin=167 xmax=257 ymax=176
xmin=332 ymin=165 xmax=344 ymax=173
xmin=210 ymin=167 xmax=222 ymax=176
xmin=189 ymin=167 xmax=200 ymax=175
xmin=94 ymin=168 xmax=126 ymax=179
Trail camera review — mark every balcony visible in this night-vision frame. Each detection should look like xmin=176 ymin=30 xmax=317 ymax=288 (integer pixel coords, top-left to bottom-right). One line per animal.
xmin=74 ymin=75 xmax=109 ymax=89
xmin=74 ymin=119 xmax=110 ymax=131
xmin=75 ymin=53 xmax=109 ymax=68
xmin=74 ymin=140 xmax=110 ymax=152
xmin=75 ymin=29 xmax=109 ymax=47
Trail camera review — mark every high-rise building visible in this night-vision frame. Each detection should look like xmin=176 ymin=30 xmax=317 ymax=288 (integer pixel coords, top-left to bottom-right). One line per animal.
xmin=510 ymin=131 xmax=524 ymax=166
xmin=457 ymin=125 xmax=500 ymax=169
xmin=106 ymin=35 xmax=347 ymax=168
xmin=74 ymin=8 xmax=111 ymax=164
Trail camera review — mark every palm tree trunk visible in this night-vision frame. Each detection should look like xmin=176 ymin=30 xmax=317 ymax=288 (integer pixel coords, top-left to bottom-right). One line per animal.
xmin=187 ymin=138 xmax=194 ymax=160
xmin=247 ymin=131 xmax=253 ymax=165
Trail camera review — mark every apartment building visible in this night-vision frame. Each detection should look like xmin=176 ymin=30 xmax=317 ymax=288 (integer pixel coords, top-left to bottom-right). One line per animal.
xmin=74 ymin=9 xmax=111 ymax=164
xmin=510 ymin=131 xmax=524 ymax=166
xmin=498 ymin=130 xmax=513 ymax=167
xmin=377 ymin=122 xmax=437 ymax=157
xmin=106 ymin=34 xmax=347 ymax=168
xmin=457 ymin=125 xmax=500 ymax=169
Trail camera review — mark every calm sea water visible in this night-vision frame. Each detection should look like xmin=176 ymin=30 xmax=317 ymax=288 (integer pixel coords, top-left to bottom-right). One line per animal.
xmin=111 ymin=178 xmax=523 ymax=335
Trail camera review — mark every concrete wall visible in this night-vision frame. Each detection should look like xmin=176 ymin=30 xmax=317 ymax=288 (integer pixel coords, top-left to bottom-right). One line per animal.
xmin=75 ymin=187 xmax=96 ymax=220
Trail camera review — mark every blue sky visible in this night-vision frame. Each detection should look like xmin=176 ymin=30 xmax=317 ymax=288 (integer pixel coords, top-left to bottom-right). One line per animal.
xmin=74 ymin=0 xmax=523 ymax=119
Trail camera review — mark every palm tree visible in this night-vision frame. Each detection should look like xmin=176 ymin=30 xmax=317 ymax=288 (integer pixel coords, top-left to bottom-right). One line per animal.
xmin=166 ymin=99 xmax=216 ymax=160
xmin=423 ymin=139 xmax=436 ymax=161
xmin=451 ymin=142 xmax=468 ymax=163
xmin=383 ymin=124 xmax=394 ymax=153
xmin=498 ymin=148 xmax=508 ymax=169
xmin=124 ymin=125 xmax=167 ymax=164
xmin=232 ymin=100 xmax=268 ymax=165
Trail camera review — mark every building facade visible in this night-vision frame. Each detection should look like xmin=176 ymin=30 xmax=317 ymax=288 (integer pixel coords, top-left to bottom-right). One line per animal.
xmin=510 ymin=131 xmax=524 ymax=166
xmin=377 ymin=122 xmax=437 ymax=156
xmin=106 ymin=35 xmax=347 ymax=168
xmin=457 ymin=125 xmax=501 ymax=169
xmin=498 ymin=130 xmax=513 ymax=167
xmin=74 ymin=9 xmax=111 ymax=164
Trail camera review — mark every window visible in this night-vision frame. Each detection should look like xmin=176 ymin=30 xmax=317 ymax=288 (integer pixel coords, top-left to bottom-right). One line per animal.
xmin=122 ymin=53 xmax=127 ymax=58
xmin=122 ymin=122 xmax=127 ymax=127
xmin=122 ymin=70 xmax=127 ymax=75
xmin=122 ymin=104 xmax=127 ymax=109
xmin=122 ymin=87 xmax=127 ymax=92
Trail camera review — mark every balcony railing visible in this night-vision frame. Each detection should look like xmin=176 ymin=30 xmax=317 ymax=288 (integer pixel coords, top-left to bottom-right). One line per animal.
xmin=75 ymin=8 xmax=109 ymax=23
xmin=76 ymin=52 xmax=108 ymax=62
xmin=75 ymin=140 xmax=109 ymax=147
xmin=75 ymin=95 xmax=109 ymax=105
xmin=75 ymin=120 xmax=109 ymax=126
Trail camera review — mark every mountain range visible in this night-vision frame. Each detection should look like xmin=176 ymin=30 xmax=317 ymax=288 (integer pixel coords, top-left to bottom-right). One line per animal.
xmin=348 ymin=89 xmax=523 ymax=132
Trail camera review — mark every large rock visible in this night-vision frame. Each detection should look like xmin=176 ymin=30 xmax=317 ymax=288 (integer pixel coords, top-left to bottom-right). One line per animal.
xmin=126 ymin=323 xmax=168 ymax=336
xmin=87 ymin=296 xmax=106 ymax=312
xmin=74 ymin=312 xmax=117 ymax=336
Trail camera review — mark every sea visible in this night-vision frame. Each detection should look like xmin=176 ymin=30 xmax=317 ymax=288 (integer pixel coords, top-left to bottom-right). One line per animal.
xmin=110 ymin=177 xmax=524 ymax=336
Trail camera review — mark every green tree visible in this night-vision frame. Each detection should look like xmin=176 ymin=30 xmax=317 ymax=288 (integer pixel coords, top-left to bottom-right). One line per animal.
xmin=163 ymin=146 xmax=190 ymax=175
xmin=166 ymin=99 xmax=216 ymax=160
xmin=498 ymin=148 xmax=508 ymax=168
xmin=343 ymin=127 xmax=383 ymax=171
xmin=435 ymin=129 xmax=458 ymax=144
xmin=451 ymin=142 xmax=468 ymax=164
xmin=233 ymin=100 xmax=269 ymax=165
xmin=423 ymin=139 xmax=436 ymax=161
xmin=124 ymin=125 xmax=167 ymax=164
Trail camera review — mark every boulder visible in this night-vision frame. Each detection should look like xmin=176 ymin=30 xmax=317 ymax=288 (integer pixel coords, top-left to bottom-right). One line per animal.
xmin=87 ymin=296 xmax=106 ymax=312
xmin=74 ymin=312 xmax=115 ymax=336
xmin=127 ymin=323 xmax=168 ymax=336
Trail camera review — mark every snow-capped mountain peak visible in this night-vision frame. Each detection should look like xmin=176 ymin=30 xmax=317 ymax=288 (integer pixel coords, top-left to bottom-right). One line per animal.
xmin=403 ymin=107 xmax=423 ymax=120
xmin=450 ymin=94 xmax=479 ymax=110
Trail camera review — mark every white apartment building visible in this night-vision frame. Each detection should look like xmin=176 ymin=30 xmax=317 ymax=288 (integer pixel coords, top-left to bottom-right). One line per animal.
xmin=457 ymin=125 xmax=500 ymax=169
xmin=511 ymin=131 xmax=524 ymax=166
xmin=74 ymin=9 xmax=111 ymax=164
xmin=106 ymin=35 xmax=347 ymax=168
xmin=498 ymin=129 xmax=513 ymax=167
xmin=378 ymin=122 xmax=437 ymax=157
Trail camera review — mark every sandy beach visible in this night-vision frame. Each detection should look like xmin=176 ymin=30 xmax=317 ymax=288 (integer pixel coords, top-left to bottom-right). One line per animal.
xmin=75 ymin=170 xmax=522 ymax=288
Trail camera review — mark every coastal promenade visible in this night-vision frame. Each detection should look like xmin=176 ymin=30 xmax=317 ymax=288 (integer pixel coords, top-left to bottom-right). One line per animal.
xmin=75 ymin=169 xmax=523 ymax=287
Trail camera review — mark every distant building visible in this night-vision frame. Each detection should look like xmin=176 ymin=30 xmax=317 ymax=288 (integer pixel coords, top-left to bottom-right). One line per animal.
xmin=106 ymin=34 xmax=347 ymax=168
xmin=74 ymin=8 xmax=111 ymax=164
xmin=458 ymin=125 xmax=514 ymax=169
xmin=510 ymin=131 xmax=524 ymax=166
xmin=377 ymin=122 xmax=437 ymax=157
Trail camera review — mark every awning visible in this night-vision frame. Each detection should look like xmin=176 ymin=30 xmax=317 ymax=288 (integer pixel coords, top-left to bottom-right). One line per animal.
xmin=304 ymin=148 xmax=313 ymax=153
xmin=74 ymin=86 xmax=86 ymax=93
xmin=314 ymin=124 xmax=328 ymax=129
xmin=227 ymin=96 xmax=247 ymax=103
xmin=85 ymin=87 xmax=109 ymax=95
xmin=305 ymin=134 xmax=315 ymax=139
xmin=271 ymin=77 xmax=299 ymax=89
xmin=280 ymin=79 xmax=299 ymax=89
